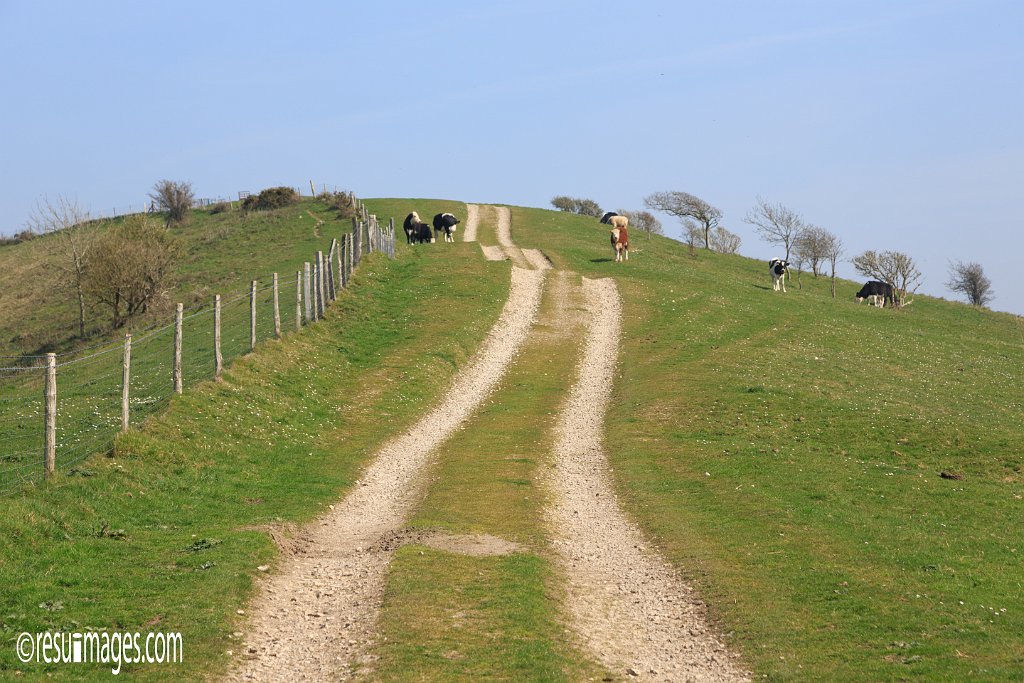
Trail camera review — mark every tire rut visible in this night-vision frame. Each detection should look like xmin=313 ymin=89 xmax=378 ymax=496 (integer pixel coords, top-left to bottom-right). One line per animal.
xmin=543 ymin=276 xmax=751 ymax=682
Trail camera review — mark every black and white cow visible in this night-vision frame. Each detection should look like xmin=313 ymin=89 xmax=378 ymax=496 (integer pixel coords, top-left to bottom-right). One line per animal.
xmin=769 ymin=258 xmax=790 ymax=292
xmin=432 ymin=212 xmax=460 ymax=243
xmin=855 ymin=281 xmax=894 ymax=307
xmin=403 ymin=212 xmax=422 ymax=244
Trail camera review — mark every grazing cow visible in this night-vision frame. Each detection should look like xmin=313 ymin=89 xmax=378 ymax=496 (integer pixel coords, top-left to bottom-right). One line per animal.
xmin=600 ymin=211 xmax=629 ymax=230
xmin=855 ymin=280 xmax=894 ymax=307
xmin=403 ymin=212 xmax=422 ymax=244
xmin=610 ymin=227 xmax=629 ymax=262
xmin=769 ymin=258 xmax=789 ymax=292
xmin=432 ymin=212 xmax=460 ymax=243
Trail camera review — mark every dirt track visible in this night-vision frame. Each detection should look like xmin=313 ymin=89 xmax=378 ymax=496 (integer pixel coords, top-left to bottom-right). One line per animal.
xmin=225 ymin=259 xmax=547 ymax=681
xmin=543 ymin=277 xmax=750 ymax=682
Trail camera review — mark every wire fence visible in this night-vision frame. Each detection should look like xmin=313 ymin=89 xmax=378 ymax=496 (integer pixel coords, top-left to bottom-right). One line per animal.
xmin=0 ymin=206 xmax=396 ymax=493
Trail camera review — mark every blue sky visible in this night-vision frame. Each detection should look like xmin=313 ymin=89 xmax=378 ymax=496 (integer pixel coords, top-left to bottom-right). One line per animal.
xmin=2 ymin=0 xmax=1022 ymax=314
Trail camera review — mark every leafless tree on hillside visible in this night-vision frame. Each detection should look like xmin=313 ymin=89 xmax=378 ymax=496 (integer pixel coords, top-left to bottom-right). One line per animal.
xmin=823 ymin=232 xmax=844 ymax=298
xmin=27 ymin=196 xmax=96 ymax=338
xmin=84 ymin=215 xmax=181 ymax=328
xmin=852 ymin=249 xmax=921 ymax=308
xmin=946 ymin=260 xmax=994 ymax=307
xmin=792 ymin=224 xmax=830 ymax=277
xmin=643 ymin=191 xmax=721 ymax=250
xmin=744 ymin=196 xmax=804 ymax=261
xmin=681 ymin=219 xmax=703 ymax=256
xmin=709 ymin=226 xmax=742 ymax=254
xmin=150 ymin=179 xmax=195 ymax=226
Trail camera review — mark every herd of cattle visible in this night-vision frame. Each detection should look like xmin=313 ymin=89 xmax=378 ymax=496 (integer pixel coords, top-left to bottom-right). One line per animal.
xmin=768 ymin=258 xmax=895 ymax=306
xmin=402 ymin=208 xmax=887 ymax=306
xmin=402 ymin=212 xmax=460 ymax=244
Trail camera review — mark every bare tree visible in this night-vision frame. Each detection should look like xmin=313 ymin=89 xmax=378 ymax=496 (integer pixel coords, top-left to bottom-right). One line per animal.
xmin=792 ymin=224 xmax=830 ymax=276
xmin=823 ymin=232 xmax=844 ymax=298
xmin=946 ymin=261 xmax=994 ymax=307
xmin=681 ymin=219 xmax=703 ymax=256
xmin=643 ymin=191 xmax=721 ymax=249
xmin=852 ymin=250 xmax=922 ymax=308
xmin=150 ymin=179 xmax=195 ymax=226
xmin=27 ymin=197 xmax=96 ymax=338
xmin=550 ymin=195 xmax=603 ymax=217
xmin=709 ymin=226 xmax=742 ymax=254
xmin=84 ymin=215 xmax=180 ymax=328
xmin=618 ymin=210 xmax=663 ymax=237
xmin=744 ymin=196 xmax=804 ymax=261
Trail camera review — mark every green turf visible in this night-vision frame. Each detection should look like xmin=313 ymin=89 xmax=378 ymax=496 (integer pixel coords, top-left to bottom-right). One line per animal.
xmin=0 ymin=225 xmax=510 ymax=680
xmin=511 ymin=206 xmax=1024 ymax=681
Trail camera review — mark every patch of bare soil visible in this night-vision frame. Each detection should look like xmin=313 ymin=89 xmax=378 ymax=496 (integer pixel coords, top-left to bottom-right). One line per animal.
xmin=543 ymin=276 xmax=751 ymax=683
xmin=224 ymin=265 xmax=546 ymax=682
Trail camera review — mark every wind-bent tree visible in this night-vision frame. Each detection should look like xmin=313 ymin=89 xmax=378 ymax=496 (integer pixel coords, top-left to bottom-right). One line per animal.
xmin=852 ymin=250 xmax=921 ymax=308
xmin=744 ymin=196 xmax=804 ymax=261
xmin=643 ymin=191 xmax=721 ymax=250
xmin=946 ymin=261 xmax=994 ymax=307
xmin=150 ymin=179 xmax=195 ymax=226
xmin=27 ymin=196 xmax=95 ymax=338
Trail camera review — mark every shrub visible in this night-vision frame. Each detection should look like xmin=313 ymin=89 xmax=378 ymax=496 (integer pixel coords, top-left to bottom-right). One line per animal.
xmin=318 ymin=191 xmax=356 ymax=219
xmin=208 ymin=202 xmax=231 ymax=215
xmin=150 ymin=179 xmax=195 ymax=226
xmin=241 ymin=187 xmax=299 ymax=212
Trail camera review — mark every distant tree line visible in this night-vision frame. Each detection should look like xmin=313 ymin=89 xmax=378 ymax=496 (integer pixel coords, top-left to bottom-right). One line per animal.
xmin=556 ymin=187 xmax=995 ymax=310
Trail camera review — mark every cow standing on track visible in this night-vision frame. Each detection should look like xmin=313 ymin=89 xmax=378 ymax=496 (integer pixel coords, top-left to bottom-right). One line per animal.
xmin=610 ymin=227 xmax=629 ymax=262
xmin=432 ymin=213 xmax=460 ymax=243
xmin=855 ymin=281 xmax=895 ymax=307
xmin=769 ymin=258 xmax=790 ymax=292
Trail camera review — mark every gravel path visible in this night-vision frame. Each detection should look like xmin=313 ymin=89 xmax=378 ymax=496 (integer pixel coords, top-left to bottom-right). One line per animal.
xmin=543 ymin=277 xmax=751 ymax=683
xmin=463 ymin=203 xmax=479 ymax=242
xmin=225 ymin=264 xmax=547 ymax=681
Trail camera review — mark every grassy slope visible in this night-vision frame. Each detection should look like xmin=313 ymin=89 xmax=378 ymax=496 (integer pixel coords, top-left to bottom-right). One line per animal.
xmin=512 ymin=207 xmax=1024 ymax=681
xmin=0 ymin=200 xmax=351 ymax=357
xmin=0 ymin=200 xmax=511 ymax=680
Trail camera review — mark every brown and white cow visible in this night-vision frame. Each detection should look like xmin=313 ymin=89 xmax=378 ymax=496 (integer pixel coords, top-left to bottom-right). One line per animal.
xmin=610 ymin=226 xmax=629 ymax=262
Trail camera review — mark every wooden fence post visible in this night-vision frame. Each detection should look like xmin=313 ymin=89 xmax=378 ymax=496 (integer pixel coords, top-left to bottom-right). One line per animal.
xmin=339 ymin=239 xmax=348 ymax=292
xmin=44 ymin=353 xmax=56 ymax=478
xmin=327 ymin=239 xmax=337 ymax=301
xmin=304 ymin=262 xmax=312 ymax=323
xmin=214 ymin=294 xmax=223 ymax=377
xmin=249 ymin=280 xmax=257 ymax=352
xmin=317 ymin=251 xmax=326 ymax=318
xmin=311 ymin=257 xmax=320 ymax=321
xmin=295 ymin=270 xmax=302 ymax=331
xmin=121 ymin=334 xmax=131 ymax=432
xmin=273 ymin=272 xmax=281 ymax=339
xmin=174 ymin=303 xmax=183 ymax=394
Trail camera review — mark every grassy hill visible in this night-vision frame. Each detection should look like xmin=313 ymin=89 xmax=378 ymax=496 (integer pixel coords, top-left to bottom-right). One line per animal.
xmin=1 ymin=198 xmax=1021 ymax=680
xmin=509 ymin=206 xmax=1024 ymax=680
xmin=0 ymin=199 xmax=357 ymax=357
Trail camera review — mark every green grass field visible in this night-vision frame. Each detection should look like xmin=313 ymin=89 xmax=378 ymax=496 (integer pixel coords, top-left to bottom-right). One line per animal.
xmin=511 ymin=206 xmax=1024 ymax=680
xmin=0 ymin=206 xmax=511 ymax=679
xmin=2 ymin=198 xmax=1021 ymax=680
